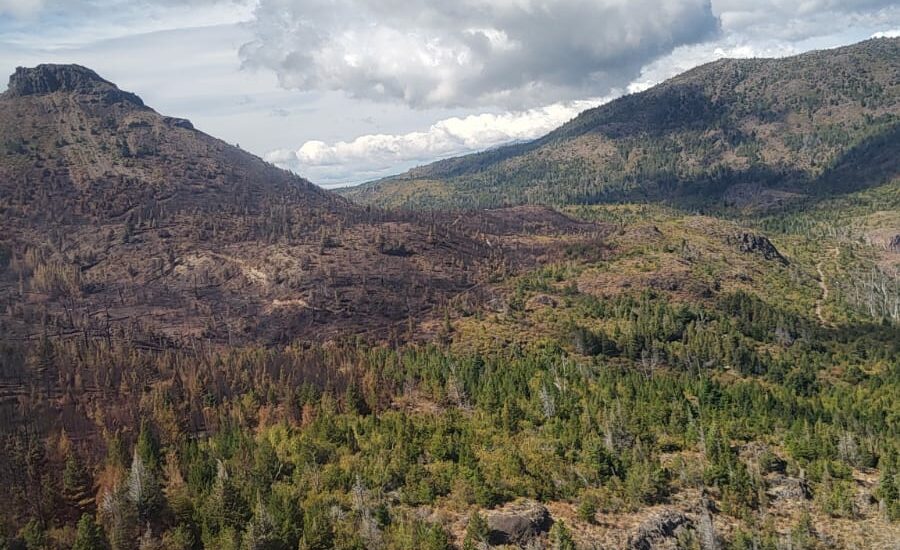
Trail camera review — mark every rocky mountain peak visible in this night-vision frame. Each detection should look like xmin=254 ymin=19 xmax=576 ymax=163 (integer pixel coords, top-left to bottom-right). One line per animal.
xmin=5 ymin=64 xmax=144 ymax=106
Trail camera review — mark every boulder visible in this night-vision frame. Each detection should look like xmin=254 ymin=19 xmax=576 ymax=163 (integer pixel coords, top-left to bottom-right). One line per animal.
xmin=485 ymin=500 xmax=553 ymax=546
xmin=627 ymin=510 xmax=693 ymax=550
xmin=889 ymin=234 xmax=900 ymax=253
xmin=767 ymin=474 xmax=812 ymax=502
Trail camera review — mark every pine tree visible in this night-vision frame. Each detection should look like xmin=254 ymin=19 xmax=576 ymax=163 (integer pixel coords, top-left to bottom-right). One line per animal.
xmin=299 ymin=502 xmax=334 ymax=550
xmin=242 ymin=493 xmax=278 ymax=550
xmin=128 ymin=448 xmax=160 ymax=521
xmin=136 ymin=423 xmax=161 ymax=472
xmin=100 ymin=486 xmax=138 ymax=550
xmin=19 ymin=519 xmax=47 ymax=550
xmin=73 ymin=513 xmax=107 ymax=550
xmin=462 ymin=511 xmax=489 ymax=550
xmin=63 ymin=454 xmax=93 ymax=513
xmin=204 ymin=461 xmax=250 ymax=536
xmin=549 ymin=520 xmax=576 ymax=550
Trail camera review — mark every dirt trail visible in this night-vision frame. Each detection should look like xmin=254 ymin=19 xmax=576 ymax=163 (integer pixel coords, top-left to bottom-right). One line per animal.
xmin=815 ymin=247 xmax=839 ymax=325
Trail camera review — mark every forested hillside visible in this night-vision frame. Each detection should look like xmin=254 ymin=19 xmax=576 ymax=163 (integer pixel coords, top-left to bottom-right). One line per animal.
xmin=1 ymin=62 xmax=899 ymax=549
xmin=4 ymin=185 xmax=900 ymax=548
xmin=343 ymin=38 xmax=899 ymax=211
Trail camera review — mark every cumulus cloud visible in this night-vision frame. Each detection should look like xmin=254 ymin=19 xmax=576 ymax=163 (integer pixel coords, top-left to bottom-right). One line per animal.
xmin=264 ymin=0 xmax=900 ymax=186
xmin=5 ymin=0 xmax=900 ymax=186
xmin=240 ymin=0 xmax=719 ymax=109
xmin=240 ymin=0 xmax=900 ymax=184
xmin=266 ymin=94 xmax=619 ymax=185
xmin=265 ymin=35 xmax=807 ymax=186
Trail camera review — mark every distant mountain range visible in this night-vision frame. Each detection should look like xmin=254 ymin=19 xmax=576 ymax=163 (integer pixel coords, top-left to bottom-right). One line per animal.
xmin=341 ymin=38 xmax=900 ymax=211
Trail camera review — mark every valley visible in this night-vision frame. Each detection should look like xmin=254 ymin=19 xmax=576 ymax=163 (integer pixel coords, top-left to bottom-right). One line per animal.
xmin=0 ymin=39 xmax=899 ymax=550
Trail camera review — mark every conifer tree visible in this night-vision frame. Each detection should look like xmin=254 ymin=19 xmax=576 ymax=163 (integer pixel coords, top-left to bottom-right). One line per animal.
xmin=73 ymin=513 xmax=107 ymax=550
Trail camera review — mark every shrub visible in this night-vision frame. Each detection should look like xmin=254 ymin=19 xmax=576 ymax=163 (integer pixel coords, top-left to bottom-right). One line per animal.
xmin=577 ymin=492 xmax=599 ymax=524
xmin=31 ymin=260 xmax=82 ymax=297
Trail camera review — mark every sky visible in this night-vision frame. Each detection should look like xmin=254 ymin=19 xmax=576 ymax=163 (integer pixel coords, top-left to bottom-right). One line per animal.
xmin=0 ymin=0 xmax=898 ymax=188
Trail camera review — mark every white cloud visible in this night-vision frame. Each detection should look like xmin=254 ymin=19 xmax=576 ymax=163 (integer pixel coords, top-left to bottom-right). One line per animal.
xmin=267 ymin=94 xmax=619 ymax=185
xmin=241 ymin=0 xmax=719 ymax=109
xmin=245 ymin=0 xmax=900 ymax=185
xmin=3 ymin=0 xmax=900 ymax=187
xmin=873 ymin=28 xmax=900 ymax=38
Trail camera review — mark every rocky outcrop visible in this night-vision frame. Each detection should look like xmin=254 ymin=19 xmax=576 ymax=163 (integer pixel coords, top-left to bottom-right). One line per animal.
xmin=485 ymin=500 xmax=553 ymax=546
xmin=163 ymin=116 xmax=195 ymax=130
xmin=730 ymin=232 xmax=788 ymax=265
xmin=5 ymin=64 xmax=144 ymax=106
xmin=740 ymin=442 xmax=787 ymax=473
xmin=627 ymin=510 xmax=694 ymax=550
xmin=767 ymin=474 xmax=812 ymax=502
xmin=889 ymin=234 xmax=900 ymax=253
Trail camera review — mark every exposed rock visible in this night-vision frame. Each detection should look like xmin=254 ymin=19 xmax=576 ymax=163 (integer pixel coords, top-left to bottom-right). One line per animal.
xmin=525 ymin=294 xmax=558 ymax=310
xmin=767 ymin=474 xmax=812 ymax=502
xmin=627 ymin=510 xmax=694 ymax=550
xmin=730 ymin=232 xmax=788 ymax=265
xmin=889 ymin=234 xmax=900 ymax=253
xmin=163 ymin=116 xmax=194 ymax=130
xmin=5 ymin=64 xmax=144 ymax=106
xmin=697 ymin=496 xmax=721 ymax=550
xmin=485 ymin=500 xmax=553 ymax=546
xmin=740 ymin=442 xmax=787 ymax=473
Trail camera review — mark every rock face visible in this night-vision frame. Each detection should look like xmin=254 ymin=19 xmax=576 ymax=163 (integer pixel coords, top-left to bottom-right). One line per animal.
xmin=889 ymin=234 xmax=900 ymax=253
xmin=730 ymin=232 xmax=788 ymax=264
xmin=163 ymin=116 xmax=195 ymax=130
xmin=485 ymin=500 xmax=553 ymax=546
xmin=767 ymin=474 xmax=812 ymax=502
xmin=4 ymin=64 xmax=144 ymax=106
xmin=627 ymin=510 xmax=694 ymax=550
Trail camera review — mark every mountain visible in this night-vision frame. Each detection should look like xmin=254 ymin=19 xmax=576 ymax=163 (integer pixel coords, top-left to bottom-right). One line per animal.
xmin=2 ymin=65 xmax=900 ymax=550
xmin=342 ymin=38 xmax=900 ymax=210
xmin=0 ymin=64 xmax=593 ymax=347
xmin=0 ymin=65 xmax=338 ymax=221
